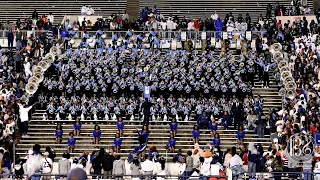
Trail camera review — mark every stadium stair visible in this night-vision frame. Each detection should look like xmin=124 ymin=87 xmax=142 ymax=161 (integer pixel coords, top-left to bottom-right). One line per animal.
xmin=126 ymin=0 xmax=140 ymax=21
xmin=252 ymin=71 xmax=282 ymax=114
xmin=139 ymin=0 xmax=314 ymax=22
xmin=0 ymin=0 xmax=128 ymax=25
xmin=17 ymin=110 xmax=272 ymax=161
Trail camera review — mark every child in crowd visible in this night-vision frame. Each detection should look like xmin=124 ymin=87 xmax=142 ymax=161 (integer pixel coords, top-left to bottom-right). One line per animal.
xmin=237 ymin=126 xmax=245 ymax=146
xmin=114 ymin=133 xmax=122 ymax=153
xmin=55 ymin=123 xmax=63 ymax=144
xmin=168 ymin=133 xmax=176 ymax=153
xmin=212 ymin=132 xmax=221 ymax=147
xmin=73 ymin=118 xmax=82 ymax=136
xmin=68 ymin=132 xmax=76 ymax=153
xmin=116 ymin=118 xmax=124 ymax=135
xmin=192 ymin=124 xmax=200 ymax=144
xmin=93 ymin=125 xmax=101 ymax=145
xmin=169 ymin=118 xmax=178 ymax=136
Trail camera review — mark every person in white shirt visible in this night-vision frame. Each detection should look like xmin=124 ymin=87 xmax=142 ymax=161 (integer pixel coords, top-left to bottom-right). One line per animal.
xmin=122 ymin=10 xmax=129 ymax=20
xmin=159 ymin=20 xmax=167 ymax=38
xmin=47 ymin=13 xmax=54 ymax=24
xmin=168 ymin=157 xmax=180 ymax=176
xmin=141 ymin=155 xmax=154 ymax=180
xmin=166 ymin=18 xmax=174 ymax=39
xmin=86 ymin=6 xmax=94 ymax=16
xmin=81 ymin=5 xmax=87 ymax=15
xmin=211 ymin=11 xmax=219 ymax=21
xmin=19 ymin=103 xmax=34 ymax=137
xmin=229 ymin=147 xmax=244 ymax=180
xmin=199 ymin=156 xmax=212 ymax=178
xmin=41 ymin=152 xmax=53 ymax=180
xmin=24 ymin=59 xmax=32 ymax=78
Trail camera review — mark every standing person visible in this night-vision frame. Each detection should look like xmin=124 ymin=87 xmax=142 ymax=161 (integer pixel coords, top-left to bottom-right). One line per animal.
xmin=112 ymin=155 xmax=125 ymax=180
xmin=1 ymin=152 xmax=11 ymax=178
xmin=248 ymin=144 xmax=258 ymax=178
xmin=92 ymin=149 xmax=103 ymax=179
xmin=19 ymin=102 xmax=34 ymax=137
xmin=230 ymin=147 xmax=244 ymax=180
xmin=41 ymin=152 xmax=53 ymax=180
xmin=58 ymin=153 xmax=71 ymax=179
xmin=182 ymin=151 xmax=194 ymax=180
xmin=141 ymin=98 xmax=152 ymax=126
xmin=15 ymin=39 xmax=23 ymax=73
xmin=256 ymin=61 xmax=277 ymax=88
xmin=32 ymin=9 xmax=39 ymax=27
xmin=231 ymin=98 xmax=243 ymax=130
xmin=47 ymin=12 xmax=54 ymax=24
xmin=102 ymin=149 xmax=114 ymax=178
xmin=141 ymin=155 xmax=154 ymax=180
xmin=7 ymin=29 xmax=14 ymax=51
xmin=130 ymin=157 xmax=141 ymax=180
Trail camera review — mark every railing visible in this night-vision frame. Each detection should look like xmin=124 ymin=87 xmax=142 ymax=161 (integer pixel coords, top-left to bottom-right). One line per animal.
xmin=2 ymin=172 xmax=320 ymax=179
xmin=0 ymin=174 xmax=228 ymax=179
xmin=0 ymin=29 xmax=267 ymax=42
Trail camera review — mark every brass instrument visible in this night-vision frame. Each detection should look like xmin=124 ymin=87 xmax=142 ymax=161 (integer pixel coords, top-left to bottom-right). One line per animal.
xmin=26 ymin=83 xmax=38 ymax=95
xmin=202 ymin=39 xmax=207 ymax=53
xmin=185 ymin=40 xmax=193 ymax=53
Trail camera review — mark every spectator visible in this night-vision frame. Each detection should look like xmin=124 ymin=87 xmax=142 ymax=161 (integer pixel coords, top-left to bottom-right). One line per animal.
xmin=230 ymin=147 xmax=244 ymax=180
xmin=102 ymin=149 xmax=114 ymax=177
xmin=130 ymin=157 xmax=141 ymax=180
xmin=92 ymin=148 xmax=104 ymax=178
xmin=1 ymin=152 xmax=11 ymax=178
xmin=45 ymin=147 xmax=56 ymax=162
xmin=41 ymin=151 xmax=53 ymax=180
xmin=19 ymin=102 xmax=33 ymax=137
xmin=112 ymin=155 xmax=125 ymax=180
xmin=168 ymin=156 xmax=180 ymax=176
xmin=7 ymin=30 xmax=14 ymax=51
xmin=209 ymin=118 xmax=218 ymax=136
xmin=67 ymin=167 xmax=87 ymax=180
xmin=182 ymin=151 xmax=193 ymax=180
xmin=248 ymin=144 xmax=258 ymax=178
xmin=221 ymin=111 xmax=231 ymax=130
xmin=197 ymin=112 xmax=210 ymax=129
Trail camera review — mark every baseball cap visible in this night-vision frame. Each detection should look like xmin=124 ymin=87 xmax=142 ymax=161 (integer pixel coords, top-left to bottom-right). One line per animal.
xmin=44 ymin=152 xmax=49 ymax=156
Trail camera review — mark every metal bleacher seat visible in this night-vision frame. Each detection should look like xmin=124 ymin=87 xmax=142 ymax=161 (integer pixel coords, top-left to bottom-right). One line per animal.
xmin=0 ymin=0 xmax=128 ymax=24
xmin=139 ymin=0 xmax=314 ymax=22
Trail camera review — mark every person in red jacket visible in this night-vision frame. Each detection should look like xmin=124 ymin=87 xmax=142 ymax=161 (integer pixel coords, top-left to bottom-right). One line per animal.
xmin=194 ymin=18 xmax=200 ymax=39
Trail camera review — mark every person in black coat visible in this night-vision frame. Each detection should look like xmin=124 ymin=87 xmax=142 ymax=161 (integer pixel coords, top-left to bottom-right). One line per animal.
xmin=141 ymin=98 xmax=153 ymax=126
xmin=231 ymin=98 xmax=243 ymax=130
xmin=7 ymin=30 xmax=14 ymax=51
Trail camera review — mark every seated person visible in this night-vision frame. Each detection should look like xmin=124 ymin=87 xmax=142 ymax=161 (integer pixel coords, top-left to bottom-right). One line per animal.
xmin=197 ymin=112 xmax=210 ymax=129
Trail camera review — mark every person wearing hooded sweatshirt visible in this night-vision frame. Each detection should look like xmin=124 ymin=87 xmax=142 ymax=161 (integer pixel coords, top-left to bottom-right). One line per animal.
xmin=58 ymin=153 xmax=71 ymax=179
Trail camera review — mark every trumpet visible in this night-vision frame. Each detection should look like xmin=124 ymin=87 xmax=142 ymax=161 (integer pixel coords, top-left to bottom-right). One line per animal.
xmin=248 ymin=60 xmax=254 ymax=66
xmin=80 ymin=63 xmax=85 ymax=69
xmin=129 ymin=68 xmax=134 ymax=74
xmin=26 ymin=82 xmax=38 ymax=95
xmin=164 ymin=62 xmax=169 ymax=67
xmin=144 ymin=66 xmax=149 ymax=72
xmin=172 ymin=61 xmax=177 ymax=67
xmin=239 ymin=62 xmax=244 ymax=67
xmin=207 ymin=67 xmax=212 ymax=72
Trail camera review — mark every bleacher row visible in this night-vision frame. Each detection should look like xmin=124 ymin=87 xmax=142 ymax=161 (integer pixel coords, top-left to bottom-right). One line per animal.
xmin=0 ymin=0 xmax=128 ymax=24
xmin=17 ymin=110 xmax=272 ymax=161
xmin=140 ymin=0 xmax=314 ymax=22
xmin=0 ymin=0 xmax=314 ymax=26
